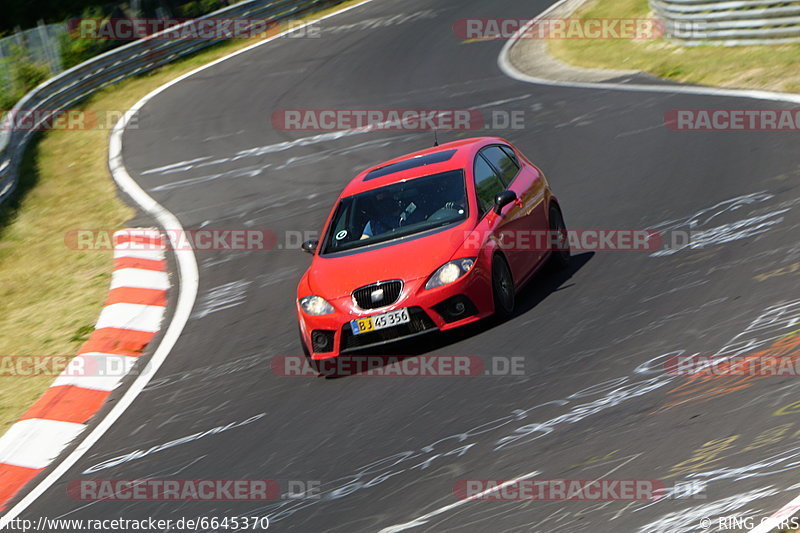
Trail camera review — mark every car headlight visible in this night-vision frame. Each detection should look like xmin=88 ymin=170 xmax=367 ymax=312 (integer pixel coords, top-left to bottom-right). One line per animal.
xmin=425 ymin=258 xmax=476 ymax=290
xmin=299 ymin=295 xmax=335 ymax=315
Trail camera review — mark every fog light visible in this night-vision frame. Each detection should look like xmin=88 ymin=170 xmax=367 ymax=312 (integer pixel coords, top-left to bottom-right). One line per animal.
xmin=312 ymin=332 xmax=328 ymax=347
xmin=311 ymin=330 xmax=335 ymax=353
xmin=433 ymin=295 xmax=478 ymax=324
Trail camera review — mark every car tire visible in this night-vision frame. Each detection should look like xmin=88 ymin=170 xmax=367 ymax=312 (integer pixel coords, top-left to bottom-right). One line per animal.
xmin=492 ymin=254 xmax=515 ymax=318
xmin=548 ymin=203 xmax=570 ymax=270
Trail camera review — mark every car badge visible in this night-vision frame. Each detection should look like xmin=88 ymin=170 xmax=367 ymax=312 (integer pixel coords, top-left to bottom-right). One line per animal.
xmin=370 ymin=288 xmax=384 ymax=303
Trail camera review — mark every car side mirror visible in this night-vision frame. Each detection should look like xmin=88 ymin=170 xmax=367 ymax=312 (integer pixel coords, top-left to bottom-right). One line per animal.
xmin=493 ymin=190 xmax=517 ymax=215
xmin=301 ymin=239 xmax=319 ymax=255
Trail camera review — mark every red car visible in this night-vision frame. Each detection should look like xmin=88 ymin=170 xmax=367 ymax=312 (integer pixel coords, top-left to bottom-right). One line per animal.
xmin=296 ymin=137 xmax=568 ymax=367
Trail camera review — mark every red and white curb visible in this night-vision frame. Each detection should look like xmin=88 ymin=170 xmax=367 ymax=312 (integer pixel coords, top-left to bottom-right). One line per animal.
xmin=0 ymin=228 xmax=169 ymax=509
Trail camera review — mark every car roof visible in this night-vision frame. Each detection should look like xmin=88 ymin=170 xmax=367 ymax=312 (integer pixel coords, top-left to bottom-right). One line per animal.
xmin=340 ymin=136 xmax=509 ymax=197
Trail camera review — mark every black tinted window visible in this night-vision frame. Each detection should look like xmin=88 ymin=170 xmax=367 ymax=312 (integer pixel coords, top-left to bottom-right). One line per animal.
xmin=322 ymin=170 xmax=468 ymax=255
xmin=473 ymin=155 xmax=505 ymax=216
xmin=499 ymin=145 xmax=520 ymax=166
xmin=364 ymin=150 xmax=457 ymax=181
xmin=481 ymin=146 xmax=519 ymax=186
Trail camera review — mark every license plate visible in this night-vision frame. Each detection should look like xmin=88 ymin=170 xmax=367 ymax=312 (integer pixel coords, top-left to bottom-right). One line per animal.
xmin=350 ymin=308 xmax=410 ymax=335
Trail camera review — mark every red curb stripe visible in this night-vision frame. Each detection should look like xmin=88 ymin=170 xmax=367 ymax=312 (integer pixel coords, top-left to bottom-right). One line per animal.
xmin=0 ymin=464 xmax=42 ymax=510
xmin=114 ymin=256 xmax=167 ymax=272
xmin=105 ymin=287 xmax=168 ymax=307
xmin=20 ymin=386 xmax=111 ymax=424
xmin=78 ymin=328 xmax=156 ymax=357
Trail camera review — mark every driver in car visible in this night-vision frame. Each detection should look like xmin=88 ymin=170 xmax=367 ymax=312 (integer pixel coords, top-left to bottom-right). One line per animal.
xmin=361 ymin=193 xmax=407 ymax=239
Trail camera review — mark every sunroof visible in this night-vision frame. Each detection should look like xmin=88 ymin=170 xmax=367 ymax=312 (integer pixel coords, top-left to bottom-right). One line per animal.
xmin=363 ymin=149 xmax=457 ymax=181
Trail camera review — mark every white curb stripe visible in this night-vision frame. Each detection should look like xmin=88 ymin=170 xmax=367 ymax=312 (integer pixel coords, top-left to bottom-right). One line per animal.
xmin=94 ymin=303 xmax=165 ymax=332
xmin=0 ymin=420 xmax=86 ymax=470
xmin=109 ymin=268 xmax=170 ymax=291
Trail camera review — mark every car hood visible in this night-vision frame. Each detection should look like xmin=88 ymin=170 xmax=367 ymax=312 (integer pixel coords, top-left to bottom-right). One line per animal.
xmin=307 ymin=223 xmax=472 ymax=299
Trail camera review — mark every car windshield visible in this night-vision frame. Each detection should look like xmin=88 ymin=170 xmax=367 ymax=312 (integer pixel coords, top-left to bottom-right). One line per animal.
xmin=322 ymin=170 xmax=468 ymax=255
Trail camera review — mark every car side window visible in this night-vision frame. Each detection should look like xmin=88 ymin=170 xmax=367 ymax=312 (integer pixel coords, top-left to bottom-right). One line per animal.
xmin=481 ymin=146 xmax=520 ymax=187
xmin=499 ymin=145 xmax=520 ymax=167
xmin=473 ymin=154 xmax=506 ymax=217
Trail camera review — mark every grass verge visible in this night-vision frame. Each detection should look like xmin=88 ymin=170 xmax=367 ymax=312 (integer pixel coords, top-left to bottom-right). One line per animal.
xmin=547 ymin=0 xmax=800 ymax=93
xmin=0 ymin=0 xmax=364 ymax=435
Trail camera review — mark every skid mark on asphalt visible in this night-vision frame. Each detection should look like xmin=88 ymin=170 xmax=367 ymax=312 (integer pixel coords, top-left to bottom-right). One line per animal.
xmin=142 ymin=132 xmax=421 ymax=179
xmin=379 ymin=453 xmax=646 ymax=533
xmin=638 ymin=278 xmax=709 ymax=304
xmin=141 ymin=156 xmax=212 ymax=175
xmin=256 ymin=266 xmax=302 ymax=288
xmin=191 ymin=280 xmax=251 ymax=319
xmin=82 ymin=413 xmax=265 ymax=474
xmin=150 ymin=163 xmax=271 ymax=192
xmin=609 ymin=298 xmax=729 ymax=347
xmin=201 ymin=254 xmax=236 ymax=268
xmin=290 ymin=297 xmax=800 ymax=530
xmin=321 ymin=9 xmax=440 ymax=35
xmin=144 ymin=353 xmax=267 ymax=392
xmin=654 ymin=210 xmax=788 ymax=257
xmin=53 ymin=455 xmax=206 ymax=519
xmin=137 ymin=93 xmax=541 ymax=187
xmin=76 ymin=297 xmax=799 ymax=530
xmin=233 ymin=377 xmax=677 ymax=525
xmin=648 ymin=191 xmax=789 ymax=257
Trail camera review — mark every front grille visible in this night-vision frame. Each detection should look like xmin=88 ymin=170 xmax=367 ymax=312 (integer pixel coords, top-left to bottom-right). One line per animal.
xmin=340 ymin=307 xmax=436 ymax=352
xmin=352 ymin=280 xmax=403 ymax=310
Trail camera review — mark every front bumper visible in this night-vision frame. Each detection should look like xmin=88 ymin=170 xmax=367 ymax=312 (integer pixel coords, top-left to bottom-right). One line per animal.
xmin=297 ymin=270 xmax=493 ymax=360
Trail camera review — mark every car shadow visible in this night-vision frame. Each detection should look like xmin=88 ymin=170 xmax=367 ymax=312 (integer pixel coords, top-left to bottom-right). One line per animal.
xmin=317 ymin=252 xmax=594 ymax=379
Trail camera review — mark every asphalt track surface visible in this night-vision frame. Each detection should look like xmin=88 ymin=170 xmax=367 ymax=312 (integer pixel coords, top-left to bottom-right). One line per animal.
xmin=9 ymin=0 xmax=800 ymax=531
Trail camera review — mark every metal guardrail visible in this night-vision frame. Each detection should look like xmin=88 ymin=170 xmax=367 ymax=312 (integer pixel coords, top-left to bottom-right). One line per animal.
xmin=0 ymin=0 xmax=343 ymax=206
xmin=651 ymin=0 xmax=800 ymax=44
